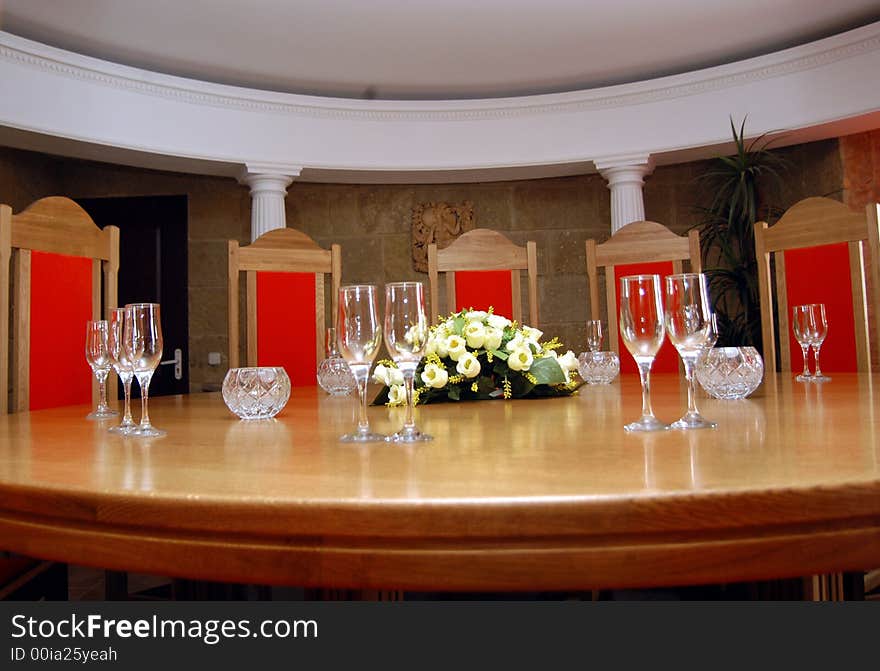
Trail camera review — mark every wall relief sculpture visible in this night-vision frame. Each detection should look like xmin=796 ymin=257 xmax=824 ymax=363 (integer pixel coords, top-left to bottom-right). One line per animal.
xmin=411 ymin=201 xmax=475 ymax=272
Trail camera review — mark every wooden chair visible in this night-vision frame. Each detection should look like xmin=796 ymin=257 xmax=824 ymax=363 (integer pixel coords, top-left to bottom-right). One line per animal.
xmin=754 ymin=197 xmax=880 ymax=373
xmin=0 ymin=197 xmax=119 ymax=413
xmin=227 ymin=228 xmax=341 ymax=387
xmin=586 ymin=221 xmax=701 ymax=373
xmin=427 ymin=228 xmax=538 ymax=326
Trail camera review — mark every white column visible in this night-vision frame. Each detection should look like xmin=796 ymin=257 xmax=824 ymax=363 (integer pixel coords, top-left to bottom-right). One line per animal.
xmin=594 ymin=154 xmax=655 ymax=233
xmin=239 ymin=163 xmax=302 ymax=241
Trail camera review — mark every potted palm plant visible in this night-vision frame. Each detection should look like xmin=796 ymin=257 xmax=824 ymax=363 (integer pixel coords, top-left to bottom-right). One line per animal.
xmin=697 ymin=118 xmax=788 ymax=352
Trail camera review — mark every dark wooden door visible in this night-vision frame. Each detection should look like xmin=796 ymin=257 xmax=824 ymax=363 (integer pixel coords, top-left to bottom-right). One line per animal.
xmin=77 ymin=195 xmax=189 ymax=397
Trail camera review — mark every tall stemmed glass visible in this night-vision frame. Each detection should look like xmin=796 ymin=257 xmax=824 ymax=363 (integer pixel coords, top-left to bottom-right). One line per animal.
xmin=808 ymin=303 xmax=831 ymax=382
xmin=664 ymin=273 xmax=716 ymax=430
xmin=619 ymin=275 xmax=669 ymax=432
xmin=384 ymin=282 xmax=433 ymax=443
xmin=586 ymin=319 xmax=604 ymax=352
xmin=124 ymin=303 xmax=165 ymax=437
xmin=337 ymin=285 xmax=386 ymax=442
xmin=792 ymin=305 xmax=813 ymax=382
xmin=84 ymin=320 xmax=118 ymax=420
xmin=107 ymin=307 xmax=136 ymax=434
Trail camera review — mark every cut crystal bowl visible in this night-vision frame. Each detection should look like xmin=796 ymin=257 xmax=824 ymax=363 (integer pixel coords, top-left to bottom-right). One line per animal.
xmin=222 ymin=367 xmax=291 ymax=419
xmin=576 ymin=351 xmax=620 ymax=385
xmin=695 ymin=347 xmax=764 ymax=400
xmin=317 ymin=356 xmax=357 ymax=396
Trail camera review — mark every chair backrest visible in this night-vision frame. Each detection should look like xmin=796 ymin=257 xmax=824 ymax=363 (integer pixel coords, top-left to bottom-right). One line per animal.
xmin=0 ymin=196 xmax=119 ymax=413
xmin=754 ymin=197 xmax=880 ymax=373
xmin=227 ymin=228 xmax=341 ymax=387
xmin=586 ymin=221 xmax=701 ymax=374
xmin=427 ymin=228 xmax=538 ymax=326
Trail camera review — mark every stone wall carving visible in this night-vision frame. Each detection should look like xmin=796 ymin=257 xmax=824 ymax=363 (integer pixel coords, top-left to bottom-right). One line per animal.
xmin=410 ymin=201 xmax=475 ymax=272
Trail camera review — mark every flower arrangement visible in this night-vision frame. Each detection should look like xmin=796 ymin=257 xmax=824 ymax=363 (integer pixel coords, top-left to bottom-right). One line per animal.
xmin=372 ymin=309 xmax=581 ymax=406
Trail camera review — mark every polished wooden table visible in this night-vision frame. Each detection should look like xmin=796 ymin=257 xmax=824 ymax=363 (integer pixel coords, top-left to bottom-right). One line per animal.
xmin=1 ymin=374 xmax=878 ymax=591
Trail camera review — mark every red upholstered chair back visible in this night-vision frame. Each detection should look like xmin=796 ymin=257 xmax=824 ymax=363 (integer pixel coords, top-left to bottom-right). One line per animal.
xmin=427 ymin=229 xmax=539 ymax=327
xmin=0 ymin=197 xmax=119 ymax=413
xmin=586 ymin=221 xmax=702 ymax=374
xmin=227 ymin=229 xmax=341 ymax=389
xmin=755 ymin=198 xmax=880 ymax=373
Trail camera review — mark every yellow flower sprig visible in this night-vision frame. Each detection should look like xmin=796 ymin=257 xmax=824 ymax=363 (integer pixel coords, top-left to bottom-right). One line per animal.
xmin=502 ymin=376 xmax=512 ymax=399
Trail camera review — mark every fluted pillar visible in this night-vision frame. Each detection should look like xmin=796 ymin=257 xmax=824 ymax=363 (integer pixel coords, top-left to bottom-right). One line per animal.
xmin=239 ymin=163 xmax=302 ymax=241
xmin=595 ymin=154 xmax=655 ymax=233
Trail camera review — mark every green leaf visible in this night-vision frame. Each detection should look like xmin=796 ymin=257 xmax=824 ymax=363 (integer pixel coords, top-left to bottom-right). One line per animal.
xmin=452 ymin=316 xmax=466 ymax=335
xmin=490 ymin=349 xmax=508 ymax=361
xmin=447 ymin=385 xmax=460 ymax=401
xmin=528 ymin=357 xmax=567 ymax=385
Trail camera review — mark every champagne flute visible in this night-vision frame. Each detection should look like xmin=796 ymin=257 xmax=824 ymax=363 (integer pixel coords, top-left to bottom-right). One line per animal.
xmin=107 ymin=307 xmax=136 ymax=434
xmin=664 ymin=273 xmax=717 ymax=429
xmin=792 ymin=305 xmax=813 ymax=382
xmin=337 ymin=285 xmax=386 ymax=442
xmin=124 ymin=303 xmax=165 ymax=437
xmin=84 ymin=320 xmax=118 ymax=420
xmin=808 ymin=303 xmax=831 ymax=382
xmin=586 ymin=319 xmax=604 ymax=352
xmin=384 ymin=282 xmax=432 ymax=443
xmin=619 ymin=275 xmax=669 ymax=432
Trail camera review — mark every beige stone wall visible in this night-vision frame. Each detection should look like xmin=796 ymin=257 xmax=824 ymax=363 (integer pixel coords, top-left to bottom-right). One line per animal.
xmin=0 ymin=137 xmax=844 ymax=391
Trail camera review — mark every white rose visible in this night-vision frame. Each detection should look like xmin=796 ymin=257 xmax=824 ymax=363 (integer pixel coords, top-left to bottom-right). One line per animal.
xmin=445 ymin=334 xmax=467 ymax=361
xmin=433 ymin=333 xmax=448 ymax=358
xmin=425 ymin=337 xmax=437 ymax=356
xmin=483 ymin=326 xmax=503 ymax=351
xmin=487 ymin=314 xmax=511 ymax=330
xmin=421 ymin=363 xmax=449 ymax=389
xmin=507 ymin=346 xmax=534 ymax=372
xmin=388 ymin=367 xmax=404 ymax=386
xmin=372 ymin=363 xmax=392 ymax=386
xmin=465 ymin=310 xmax=488 ymax=322
xmin=388 ymin=384 xmax=406 ymax=405
xmin=521 ymin=326 xmax=543 ymax=342
xmin=557 ymin=350 xmax=579 ymax=373
xmin=456 ymin=352 xmax=481 ymax=378
xmin=464 ymin=321 xmax=486 ymax=349
xmin=505 ymin=333 xmax=525 ymax=352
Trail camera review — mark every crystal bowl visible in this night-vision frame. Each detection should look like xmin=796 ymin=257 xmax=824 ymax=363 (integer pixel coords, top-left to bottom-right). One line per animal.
xmin=695 ymin=347 xmax=764 ymax=400
xmin=222 ymin=367 xmax=291 ymax=419
xmin=577 ymin=351 xmax=620 ymax=385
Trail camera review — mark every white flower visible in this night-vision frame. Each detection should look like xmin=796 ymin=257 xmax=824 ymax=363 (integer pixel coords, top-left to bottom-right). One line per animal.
xmin=445 ymin=335 xmax=467 ymax=361
xmin=404 ymin=323 xmax=426 ymax=349
xmin=505 ymin=333 xmax=525 ymax=352
xmin=507 ymin=346 xmax=534 ymax=372
xmin=456 ymin=352 xmax=481 ymax=378
xmin=421 ymin=363 xmax=449 ymax=389
xmin=372 ymin=363 xmax=403 ymax=386
xmin=463 ymin=321 xmax=486 ymax=349
xmin=432 ymin=333 xmax=448 ymax=358
xmin=521 ymin=326 xmax=543 ymax=342
xmin=487 ymin=314 xmax=511 ymax=330
xmin=465 ymin=310 xmax=488 ymax=322
xmin=388 ymin=384 xmax=406 ymax=405
xmin=557 ymin=350 xmax=579 ymax=373
xmin=483 ymin=326 xmax=503 ymax=351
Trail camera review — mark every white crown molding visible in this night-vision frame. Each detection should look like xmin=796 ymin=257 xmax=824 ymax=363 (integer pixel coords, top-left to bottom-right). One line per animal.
xmin=1 ymin=23 xmax=880 ymax=122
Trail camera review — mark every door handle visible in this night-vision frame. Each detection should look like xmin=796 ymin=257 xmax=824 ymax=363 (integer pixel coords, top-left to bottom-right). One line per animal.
xmin=159 ymin=348 xmax=183 ymax=380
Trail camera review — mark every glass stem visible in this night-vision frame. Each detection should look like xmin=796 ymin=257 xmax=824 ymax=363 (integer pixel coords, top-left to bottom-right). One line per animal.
xmin=636 ymin=360 xmax=655 ymax=419
xmin=813 ymin=344 xmax=823 ymax=377
xmin=122 ymin=375 xmax=134 ymax=425
xmin=356 ymin=369 xmax=370 ymax=434
xmin=800 ymin=344 xmax=811 ymax=377
xmin=96 ymin=369 xmax=109 ymax=411
xmin=403 ymin=369 xmax=416 ymax=431
xmin=136 ymin=372 xmax=153 ymax=428
xmin=683 ymin=357 xmax=698 ymax=416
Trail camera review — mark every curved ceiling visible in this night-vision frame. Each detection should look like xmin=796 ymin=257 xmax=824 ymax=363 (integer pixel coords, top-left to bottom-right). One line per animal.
xmin=2 ymin=0 xmax=879 ymax=100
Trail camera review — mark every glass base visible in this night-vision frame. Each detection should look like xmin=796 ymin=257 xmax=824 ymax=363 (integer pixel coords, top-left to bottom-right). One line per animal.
xmin=108 ymin=422 xmax=137 ymax=435
xmin=670 ymin=413 xmax=717 ymax=430
xmin=624 ymin=415 xmax=670 ymax=433
xmin=86 ymin=408 xmax=119 ymax=420
xmin=128 ymin=425 xmax=166 ymax=438
xmin=386 ymin=428 xmax=433 ymax=443
xmin=340 ymin=431 xmax=387 ymax=443
xmin=795 ymin=373 xmax=814 ymax=382
xmin=811 ymin=374 xmax=832 ymax=383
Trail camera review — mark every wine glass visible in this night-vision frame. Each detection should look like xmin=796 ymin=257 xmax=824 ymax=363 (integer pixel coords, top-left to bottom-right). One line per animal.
xmin=124 ymin=303 xmax=165 ymax=437
xmin=107 ymin=307 xmax=136 ymax=434
xmin=84 ymin=320 xmax=118 ymax=420
xmin=619 ymin=275 xmax=669 ymax=432
xmin=586 ymin=319 xmax=604 ymax=352
xmin=384 ymin=282 xmax=432 ymax=443
xmin=337 ymin=285 xmax=386 ymax=442
xmin=705 ymin=312 xmax=719 ymax=349
xmin=807 ymin=303 xmax=831 ymax=382
xmin=792 ymin=305 xmax=813 ymax=382
xmin=664 ymin=273 xmax=716 ymax=430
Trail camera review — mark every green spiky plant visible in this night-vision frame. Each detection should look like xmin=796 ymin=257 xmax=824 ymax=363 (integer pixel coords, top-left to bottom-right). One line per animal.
xmin=697 ymin=117 xmax=788 ymax=351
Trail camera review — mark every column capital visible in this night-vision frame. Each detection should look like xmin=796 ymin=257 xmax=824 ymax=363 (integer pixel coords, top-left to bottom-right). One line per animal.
xmin=594 ymin=154 xmax=654 ymax=234
xmin=238 ymin=163 xmax=302 ymax=241
xmin=237 ymin=162 xmax=302 ymax=188
xmin=593 ymin=153 xmax=655 ymax=175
